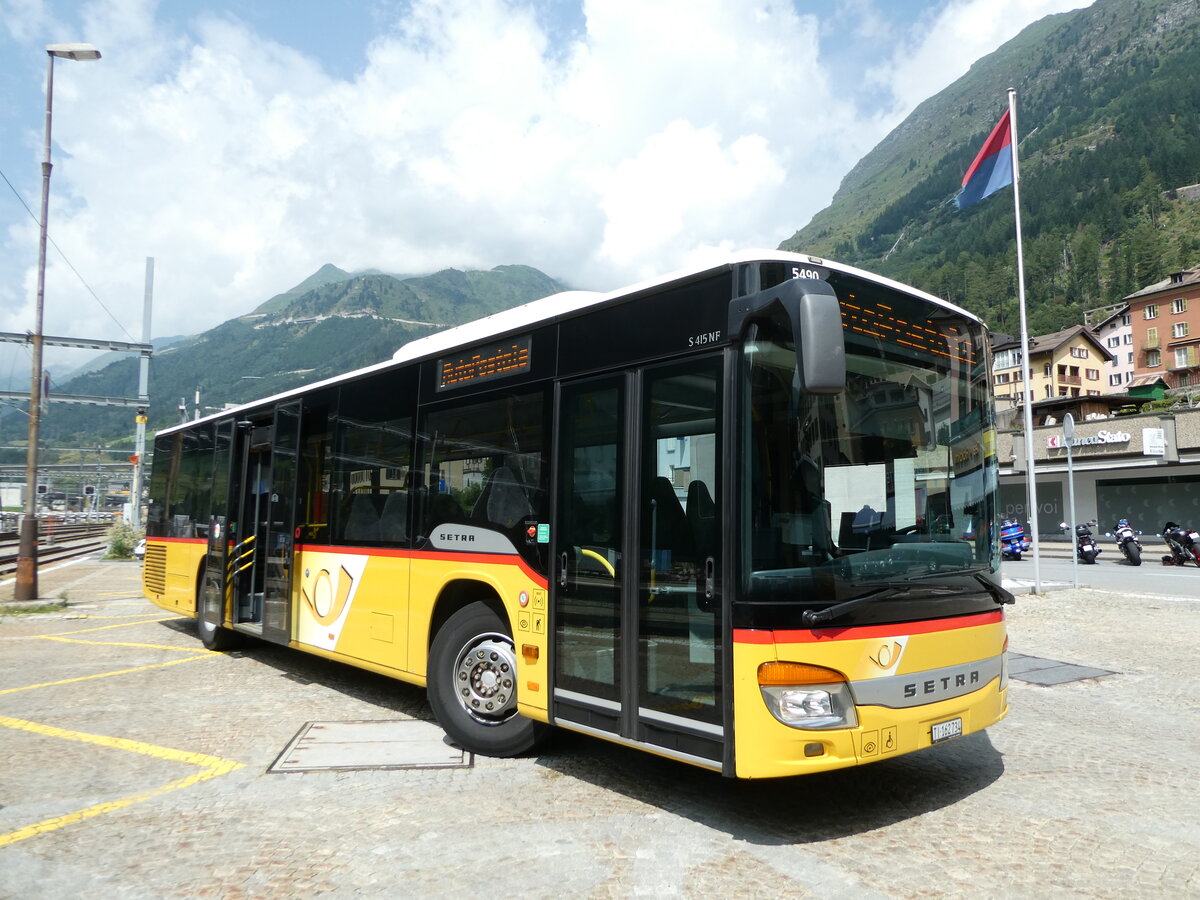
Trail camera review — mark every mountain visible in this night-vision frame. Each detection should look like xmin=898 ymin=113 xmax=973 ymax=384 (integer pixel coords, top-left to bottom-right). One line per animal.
xmin=252 ymin=263 xmax=353 ymax=316
xmin=781 ymin=0 xmax=1200 ymax=337
xmin=35 ymin=264 xmax=566 ymax=446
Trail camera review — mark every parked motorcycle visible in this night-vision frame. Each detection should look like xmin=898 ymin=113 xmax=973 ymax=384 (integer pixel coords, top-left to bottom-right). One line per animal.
xmin=1160 ymin=521 xmax=1200 ymax=567
xmin=1061 ymin=521 xmax=1100 ymax=564
xmin=1107 ymin=518 xmax=1143 ymax=567
xmin=1000 ymin=518 xmax=1030 ymax=560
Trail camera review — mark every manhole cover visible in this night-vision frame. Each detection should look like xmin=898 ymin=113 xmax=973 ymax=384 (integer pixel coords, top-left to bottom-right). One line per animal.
xmin=269 ymin=719 xmax=473 ymax=773
xmin=1009 ymin=652 xmax=1116 ymax=686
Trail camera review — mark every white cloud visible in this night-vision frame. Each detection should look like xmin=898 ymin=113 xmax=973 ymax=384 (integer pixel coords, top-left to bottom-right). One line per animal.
xmin=0 ymin=0 xmax=1096 ymax=359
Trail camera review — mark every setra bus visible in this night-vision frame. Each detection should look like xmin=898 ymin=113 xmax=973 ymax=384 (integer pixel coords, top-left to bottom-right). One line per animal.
xmin=142 ymin=251 xmax=1011 ymax=778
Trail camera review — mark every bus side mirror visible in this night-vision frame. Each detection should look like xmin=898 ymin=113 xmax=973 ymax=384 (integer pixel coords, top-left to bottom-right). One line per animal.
xmin=729 ymin=277 xmax=846 ymax=394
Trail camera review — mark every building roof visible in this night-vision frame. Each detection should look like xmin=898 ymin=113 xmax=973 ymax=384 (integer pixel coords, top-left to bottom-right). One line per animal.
xmin=1123 ymin=265 xmax=1200 ymax=302
xmin=991 ymin=323 xmax=1115 ymax=363
xmin=1129 ymin=374 xmax=1170 ymax=387
xmin=1089 ymin=304 xmax=1130 ymax=330
xmin=1084 ymin=302 xmax=1129 ymax=328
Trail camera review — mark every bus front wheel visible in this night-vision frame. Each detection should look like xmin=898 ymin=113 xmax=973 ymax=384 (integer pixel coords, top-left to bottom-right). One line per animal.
xmin=428 ymin=601 xmax=547 ymax=757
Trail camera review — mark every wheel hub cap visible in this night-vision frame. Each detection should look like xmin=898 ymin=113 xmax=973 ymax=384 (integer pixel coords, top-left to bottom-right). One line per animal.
xmin=454 ymin=633 xmax=518 ymax=724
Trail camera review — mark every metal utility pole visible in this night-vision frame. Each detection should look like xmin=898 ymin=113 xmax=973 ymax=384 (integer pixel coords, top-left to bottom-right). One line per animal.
xmin=130 ymin=257 xmax=153 ymax=528
xmin=16 ymin=42 xmax=102 ymax=602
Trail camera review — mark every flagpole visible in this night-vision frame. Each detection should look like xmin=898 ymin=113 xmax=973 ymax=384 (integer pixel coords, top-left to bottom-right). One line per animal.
xmin=1009 ymin=87 xmax=1041 ymax=593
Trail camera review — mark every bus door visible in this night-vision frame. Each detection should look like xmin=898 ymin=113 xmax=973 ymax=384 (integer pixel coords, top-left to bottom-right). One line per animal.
xmin=227 ymin=402 xmax=299 ymax=642
xmin=199 ymin=418 xmax=235 ymax=633
xmin=552 ymin=357 xmax=724 ymax=768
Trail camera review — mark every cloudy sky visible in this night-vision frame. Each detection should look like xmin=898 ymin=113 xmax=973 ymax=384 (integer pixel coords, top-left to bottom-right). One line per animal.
xmin=0 ymin=0 xmax=1092 ymax=377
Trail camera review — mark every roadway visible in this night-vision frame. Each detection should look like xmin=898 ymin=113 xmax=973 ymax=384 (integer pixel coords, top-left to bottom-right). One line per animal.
xmin=1002 ymin=540 xmax=1200 ymax=598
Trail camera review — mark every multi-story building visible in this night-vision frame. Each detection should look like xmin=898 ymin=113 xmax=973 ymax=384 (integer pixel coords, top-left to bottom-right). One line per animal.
xmin=1126 ymin=265 xmax=1200 ymax=388
xmin=1090 ymin=305 xmax=1135 ymax=391
xmin=991 ymin=325 xmax=1114 ymax=411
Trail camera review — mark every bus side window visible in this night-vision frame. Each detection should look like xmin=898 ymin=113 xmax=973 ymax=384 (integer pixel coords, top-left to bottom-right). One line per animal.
xmin=329 ymin=411 xmax=412 ymax=546
xmin=417 ymin=389 xmax=547 ymax=569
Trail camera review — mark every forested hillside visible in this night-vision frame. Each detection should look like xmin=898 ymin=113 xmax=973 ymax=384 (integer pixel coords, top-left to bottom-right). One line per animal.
xmin=781 ymin=0 xmax=1200 ymax=337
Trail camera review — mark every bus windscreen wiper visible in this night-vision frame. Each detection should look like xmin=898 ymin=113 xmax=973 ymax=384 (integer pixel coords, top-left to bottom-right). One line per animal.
xmin=801 ymin=585 xmax=909 ymax=627
xmin=801 ymin=581 xmax=970 ymax=627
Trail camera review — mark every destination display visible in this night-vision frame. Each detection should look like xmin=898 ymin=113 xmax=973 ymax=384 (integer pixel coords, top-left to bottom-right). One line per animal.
xmin=437 ymin=335 xmax=532 ymax=391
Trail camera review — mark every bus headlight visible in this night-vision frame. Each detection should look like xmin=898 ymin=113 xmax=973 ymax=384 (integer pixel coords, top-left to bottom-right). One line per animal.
xmin=758 ymin=662 xmax=858 ymax=730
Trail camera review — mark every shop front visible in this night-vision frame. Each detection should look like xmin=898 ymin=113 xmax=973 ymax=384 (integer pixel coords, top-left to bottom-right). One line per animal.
xmin=997 ymin=409 xmax=1200 ymax=540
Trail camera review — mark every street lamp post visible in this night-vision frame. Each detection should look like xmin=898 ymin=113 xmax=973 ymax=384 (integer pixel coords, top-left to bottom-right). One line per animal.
xmin=15 ymin=42 xmax=101 ymax=602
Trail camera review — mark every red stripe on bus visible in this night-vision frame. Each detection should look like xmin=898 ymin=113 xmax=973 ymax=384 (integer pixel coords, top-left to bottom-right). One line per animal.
xmin=295 ymin=543 xmax=549 ymax=588
xmin=733 ymin=610 xmax=1004 ymax=645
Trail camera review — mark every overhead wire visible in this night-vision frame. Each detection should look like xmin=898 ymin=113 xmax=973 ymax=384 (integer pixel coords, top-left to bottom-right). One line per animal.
xmin=0 ymin=164 xmax=137 ymax=343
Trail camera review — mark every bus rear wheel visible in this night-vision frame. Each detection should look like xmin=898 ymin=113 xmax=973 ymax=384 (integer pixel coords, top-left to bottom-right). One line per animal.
xmin=428 ymin=601 xmax=547 ymax=757
xmin=197 ymin=583 xmax=243 ymax=651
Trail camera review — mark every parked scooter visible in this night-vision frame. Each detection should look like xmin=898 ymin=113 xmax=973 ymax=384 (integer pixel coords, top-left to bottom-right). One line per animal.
xmin=1061 ymin=521 xmax=1100 ymax=564
xmin=1000 ymin=518 xmax=1030 ymax=560
xmin=1107 ymin=518 xmax=1143 ymax=566
xmin=1160 ymin=521 xmax=1200 ymax=567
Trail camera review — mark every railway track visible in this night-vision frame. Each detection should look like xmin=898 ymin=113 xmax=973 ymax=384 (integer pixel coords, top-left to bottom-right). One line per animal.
xmin=0 ymin=522 xmax=114 ymax=578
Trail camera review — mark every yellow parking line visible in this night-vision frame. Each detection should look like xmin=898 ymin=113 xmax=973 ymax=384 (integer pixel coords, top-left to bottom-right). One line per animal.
xmin=0 ymin=653 xmax=212 ymax=696
xmin=0 ymin=716 xmax=243 ymax=848
xmin=41 ymin=636 xmax=213 ymax=654
xmin=41 ymin=616 xmax=185 ymax=637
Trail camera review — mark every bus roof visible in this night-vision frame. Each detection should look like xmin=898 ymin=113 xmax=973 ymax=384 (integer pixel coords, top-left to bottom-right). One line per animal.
xmin=156 ymin=250 xmax=983 ymax=436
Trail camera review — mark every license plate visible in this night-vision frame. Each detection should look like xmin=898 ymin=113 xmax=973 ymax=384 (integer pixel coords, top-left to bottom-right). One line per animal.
xmin=931 ymin=717 xmax=963 ymax=744
xmin=1189 ymin=532 xmax=1199 ymax=542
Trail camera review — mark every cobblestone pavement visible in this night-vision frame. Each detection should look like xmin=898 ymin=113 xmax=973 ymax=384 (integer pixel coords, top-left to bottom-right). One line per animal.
xmin=1 ymin=558 xmax=1197 ymax=899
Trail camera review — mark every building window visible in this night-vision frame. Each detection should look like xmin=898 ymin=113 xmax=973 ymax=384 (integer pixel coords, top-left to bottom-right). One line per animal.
xmin=1123 ymin=333 xmax=1133 ymax=345
xmin=1128 ymin=352 xmax=1134 ymax=365
xmin=1108 ymin=373 xmax=1123 ymax=386
xmin=1147 ymin=349 xmax=1161 ymax=367
xmin=1043 ymin=363 xmax=1051 ymax=377
xmin=1087 ymin=390 xmax=1100 ymax=396
xmin=1145 ymin=305 xmax=1159 ymax=319
xmin=1070 ymin=346 xmax=1088 ymax=359
xmin=1176 ymin=347 xmax=1195 ymax=369
xmin=1085 ymin=368 xmax=1099 ymax=380
xmin=1107 ymin=336 xmax=1120 ymax=348
xmin=1172 ymin=297 xmax=1188 ymax=314
xmin=992 ymin=348 xmax=1022 ymax=370
xmin=1121 ymin=313 xmax=1131 ymax=326
xmin=994 ymin=372 xmax=1011 ymax=384
xmin=1174 ymin=322 xmax=1189 ymax=339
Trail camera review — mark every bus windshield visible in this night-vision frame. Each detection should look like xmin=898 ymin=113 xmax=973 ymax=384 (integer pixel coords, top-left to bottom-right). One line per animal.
xmin=742 ymin=277 xmax=999 ymax=602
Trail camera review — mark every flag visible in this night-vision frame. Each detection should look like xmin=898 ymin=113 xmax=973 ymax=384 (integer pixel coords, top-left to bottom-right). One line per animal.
xmin=956 ymin=111 xmax=1014 ymax=209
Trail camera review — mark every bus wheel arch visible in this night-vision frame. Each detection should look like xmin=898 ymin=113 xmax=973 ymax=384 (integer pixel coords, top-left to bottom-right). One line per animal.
xmin=427 ymin=585 xmax=548 ymax=757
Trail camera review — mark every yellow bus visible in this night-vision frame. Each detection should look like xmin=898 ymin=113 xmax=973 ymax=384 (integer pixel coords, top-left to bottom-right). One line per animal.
xmin=143 ymin=251 xmax=1011 ymax=778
